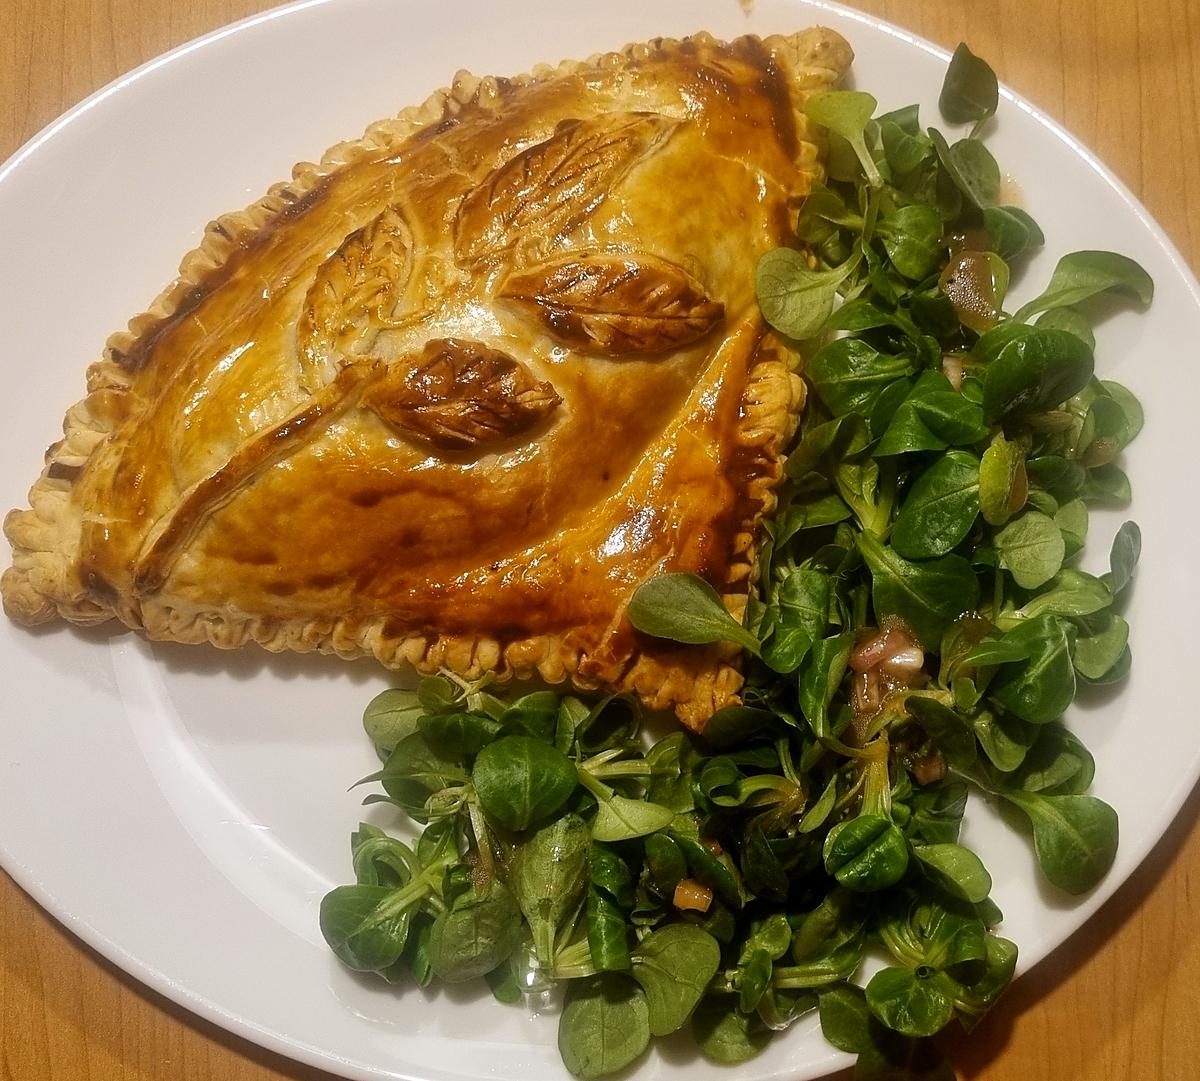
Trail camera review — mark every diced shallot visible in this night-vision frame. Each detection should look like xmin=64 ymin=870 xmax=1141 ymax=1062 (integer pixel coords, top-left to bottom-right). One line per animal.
xmin=881 ymin=647 xmax=925 ymax=674
xmin=673 ymin=879 xmax=714 ymax=913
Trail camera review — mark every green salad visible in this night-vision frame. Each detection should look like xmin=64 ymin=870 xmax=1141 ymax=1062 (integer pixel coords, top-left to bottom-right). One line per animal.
xmin=319 ymin=45 xmax=1149 ymax=1081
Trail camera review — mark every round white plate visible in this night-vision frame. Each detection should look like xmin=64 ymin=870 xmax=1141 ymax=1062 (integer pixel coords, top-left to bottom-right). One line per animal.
xmin=1 ymin=2 xmax=1197 ymax=1079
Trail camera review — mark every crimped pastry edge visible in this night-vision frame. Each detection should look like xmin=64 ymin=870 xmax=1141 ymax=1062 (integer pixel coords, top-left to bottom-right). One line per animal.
xmin=2 ymin=26 xmax=851 ymax=726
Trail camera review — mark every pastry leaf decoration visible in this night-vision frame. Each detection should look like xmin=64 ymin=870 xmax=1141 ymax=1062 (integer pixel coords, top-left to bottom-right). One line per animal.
xmin=454 ymin=112 xmax=679 ymax=266
xmin=365 ymin=338 xmax=562 ymax=451
xmin=499 ymin=251 xmax=724 ymax=356
xmin=298 ymin=204 xmax=413 ymax=390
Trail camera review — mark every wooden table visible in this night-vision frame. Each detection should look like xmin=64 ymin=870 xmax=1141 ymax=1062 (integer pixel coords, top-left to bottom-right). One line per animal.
xmin=2 ymin=1 xmax=1198 ymax=1078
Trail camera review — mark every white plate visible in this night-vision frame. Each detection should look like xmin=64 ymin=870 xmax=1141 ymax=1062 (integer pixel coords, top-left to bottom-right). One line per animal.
xmin=1 ymin=2 xmax=1197 ymax=1079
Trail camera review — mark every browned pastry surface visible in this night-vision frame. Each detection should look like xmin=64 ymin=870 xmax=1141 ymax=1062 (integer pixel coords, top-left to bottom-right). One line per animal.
xmin=2 ymin=27 xmax=852 ymax=729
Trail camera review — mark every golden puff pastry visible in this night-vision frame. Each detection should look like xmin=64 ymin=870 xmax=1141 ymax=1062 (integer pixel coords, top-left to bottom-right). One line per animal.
xmin=2 ymin=27 xmax=852 ymax=729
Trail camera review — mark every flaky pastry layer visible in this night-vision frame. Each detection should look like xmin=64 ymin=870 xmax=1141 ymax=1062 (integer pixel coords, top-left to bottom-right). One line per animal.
xmin=3 ymin=27 xmax=852 ymax=729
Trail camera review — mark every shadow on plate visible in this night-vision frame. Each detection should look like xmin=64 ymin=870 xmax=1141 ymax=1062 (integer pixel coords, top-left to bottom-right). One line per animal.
xmin=151 ymin=634 xmax=386 ymax=687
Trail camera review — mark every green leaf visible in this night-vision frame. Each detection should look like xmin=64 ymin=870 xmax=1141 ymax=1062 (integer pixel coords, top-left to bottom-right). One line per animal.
xmin=799 ymin=772 xmax=840 ymax=834
xmin=740 ymin=913 xmax=793 ymax=963
xmin=905 ymin=696 xmax=978 ymax=773
xmin=878 ymin=103 xmax=922 ymax=135
xmin=877 ymin=374 xmax=986 ymax=457
xmin=362 ymin=688 xmax=423 ymax=754
xmin=806 ymin=90 xmax=884 ymax=186
xmin=671 ymin=832 xmax=745 ymax=909
xmin=1003 ymin=792 xmax=1119 ymax=894
xmin=878 ymin=891 xmax=989 ymax=972
xmin=823 ymin=814 xmax=910 ymax=892
xmin=858 ymin=532 xmax=981 ymax=649
xmin=738 ymin=948 xmax=773 ymax=1013
xmin=786 ymin=412 xmax=869 ymax=479
xmin=807 ymin=338 xmax=915 ymax=419
xmin=590 ymin=842 xmax=635 ymax=907
xmin=979 ymin=325 xmax=1094 ymax=424
xmin=1078 ymin=393 xmax=1134 ymax=465
xmin=818 ymin=984 xmax=876 ymax=1053
xmin=1073 ymin=612 xmax=1130 ymax=680
xmin=973 ymin=710 xmax=1035 ymax=772
xmin=1082 ymin=644 xmax=1132 ymax=685
xmin=978 ymin=435 xmax=1026 ymax=526
xmin=696 ymin=708 xmax=775 ymax=755
xmin=428 ymin=877 xmax=523 ymax=982
xmin=558 ymin=974 xmax=650 ymax=1079
xmin=770 ymin=492 xmax=853 ymax=538
xmin=911 ymin=392 xmax=988 ymax=445
xmin=952 ymin=933 xmax=1018 ymax=1024
xmin=499 ymin=691 xmax=560 ymax=740
xmin=865 ymin=965 xmax=958 ymax=1038
xmin=554 ymin=696 xmax=591 ymax=753
xmin=756 ymin=247 xmax=859 ymax=340
xmin=644 ymin=731 xmax=705 ymax=809
xmin=1082 ymin=463 xmax=1132 ymax=505
xmin=627 ymin=572 xmax=760 ymax=655
xmin=644 ymin=834 xmax=688 ymax=898
xmin=797 ymin=185 xmax=862 ymax=243
xmin=939 ymin=43 xmax=999 ymax=126
xmin=591 ymin=795 xmax=676 ymax=843
xmin=878 ymin=205 xmax=943 ymax=280
xmin=414 ymin=816 xmax=457 ymax=872
xmin=379 ymin=734 xmax=469 ymax=815
xmin=574 ymin=694 xmax=641 ymax=754
xmin=319 ymin=884 xmax=414 ymax=971
xmin=692 ymin=995 xmax=771 ymax=1064
xmin=798 ymin=632 xmax=856 ymax=744
xmin=1037 ymin=306 xmax=1095 ymax=348
xmin=891 ymin=451 xmax=981 ymax=559
xmin=983 ymin=206 xmax=1044 ymax=260
xmin=416 ymin=675 xmax=457 ymax=713
xmin=1008 ymin=724 xmax=1095 ymax=796
xmin=576 ymin=694 xmax=642 ymax=754
xmin=401 ymin=909 xmax=436 ymax=989
xmin=991 ymin=615 xmax=1076 ymax=723
xmin=471 ymin=736 xmax=578 ymax=831
xmin=512 ymin=814 xmax=590 ymax=964
xmin=630 ymin=924 xmax=722 ymax=1036
xmin=994 ymin=511 xmax=1065 ymax=589
xmin=418 ymin=711 xmax=502 ymax=761
xmin=484 ymin=957 xmax=522 ymax=1003
xmin=880 ymin=119 xmax=933 ymax=176
xmin=351 ymin=825 xmax=417 ymax=887
xmin=905 ymin=783 xmax=969 ymax=845
xmin=1017 ymin=568 xmax=1111 ymax=620
xmin=1053 ymin=499 xmax=1089 ymax=557
xmin=1108 ymin=521 xmax=1141 ymax=595
xmin=912 ymin=843 xmax=993 ymax=903
xmin=930 ymin=128 xmax=1000 ymax=208
xmin=1027 ymin=454 xmax=1087 ymax=500
xmin=762 ymin=567 xmax=831 ymax=672
xmin=1101 ymin=381 xmax=1144 ymax=443
xmin=587 ymin=885 xmax=630 ymax=973
xmin=1014 ymin=250 xmax=1154 ymax=323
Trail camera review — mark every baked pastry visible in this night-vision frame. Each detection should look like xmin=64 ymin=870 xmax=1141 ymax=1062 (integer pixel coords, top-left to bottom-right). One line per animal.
xmin=2 ymin=27 xmax=852 ymax=729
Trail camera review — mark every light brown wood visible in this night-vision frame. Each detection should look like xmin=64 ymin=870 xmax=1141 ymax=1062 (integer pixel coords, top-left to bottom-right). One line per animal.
xmin=2 ymin=2 xmax=1198 ymax=1079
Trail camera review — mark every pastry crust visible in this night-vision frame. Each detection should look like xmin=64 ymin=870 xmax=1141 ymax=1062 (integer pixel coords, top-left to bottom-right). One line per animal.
xmin=2 ymin=27 xmax=852 ymax=729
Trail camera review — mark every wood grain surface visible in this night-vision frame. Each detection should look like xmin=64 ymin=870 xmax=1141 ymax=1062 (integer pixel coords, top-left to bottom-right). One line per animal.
xmin=1 ymin=2 xmax=1198 ymax=1079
